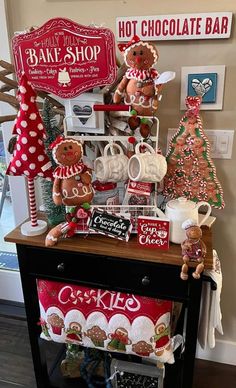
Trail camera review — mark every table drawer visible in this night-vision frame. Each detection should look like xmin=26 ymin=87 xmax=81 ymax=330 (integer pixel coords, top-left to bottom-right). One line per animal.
xmin=20 ymin=246 xmax=189 ymax=301
xmin=105 ymin=256 xmax=188 ymax=300
xmin=23 ymin=246 xmax=111 ymax=288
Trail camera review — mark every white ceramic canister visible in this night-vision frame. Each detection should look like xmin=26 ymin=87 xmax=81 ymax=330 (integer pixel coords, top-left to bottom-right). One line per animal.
xmin=165 ymin=197 xmax=212 ymax=244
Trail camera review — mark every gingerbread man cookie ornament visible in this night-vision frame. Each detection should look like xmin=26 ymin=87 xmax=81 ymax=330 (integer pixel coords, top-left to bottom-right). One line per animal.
xmin=180 ymin=219 xmax=206 ymax=280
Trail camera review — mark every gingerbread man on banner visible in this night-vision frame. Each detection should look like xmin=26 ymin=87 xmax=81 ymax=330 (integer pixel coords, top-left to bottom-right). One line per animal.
xmin=107 ymin=327 xmax=131 ymax=352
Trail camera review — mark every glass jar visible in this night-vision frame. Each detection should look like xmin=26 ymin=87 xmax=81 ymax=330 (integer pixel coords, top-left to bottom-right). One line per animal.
xmin=92 ymin=180 xmax=119 ymax=211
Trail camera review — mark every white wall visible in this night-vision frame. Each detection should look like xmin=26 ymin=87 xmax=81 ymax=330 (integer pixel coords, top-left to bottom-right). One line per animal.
xmin=0 ymin=0 xmax=29 ymax=226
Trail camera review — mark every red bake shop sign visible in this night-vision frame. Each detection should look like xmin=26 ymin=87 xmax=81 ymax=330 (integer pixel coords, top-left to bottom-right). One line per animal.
xmin=116 ymin=12 xmax=232 ymax=41
xmin=12 ymin=18 xmax=117 ymax=98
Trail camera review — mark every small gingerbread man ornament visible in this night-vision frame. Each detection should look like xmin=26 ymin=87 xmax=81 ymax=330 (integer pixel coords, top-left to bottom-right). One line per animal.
xmin=180 ymin=219 xmax=206 ymax=280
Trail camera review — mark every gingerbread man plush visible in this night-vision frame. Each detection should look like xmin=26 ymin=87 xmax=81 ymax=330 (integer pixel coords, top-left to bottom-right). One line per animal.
xmin=45 ymin=136 xmax=93 ymax=247
xmin=180 ymin=219 xmax=206 ymax=280
xmin=113 ymin=35 xmax=161 ymax=116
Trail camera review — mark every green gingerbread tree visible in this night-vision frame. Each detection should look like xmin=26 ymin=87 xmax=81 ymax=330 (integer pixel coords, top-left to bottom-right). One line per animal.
xmin=163 ymin=96 xmax=225 ymax=209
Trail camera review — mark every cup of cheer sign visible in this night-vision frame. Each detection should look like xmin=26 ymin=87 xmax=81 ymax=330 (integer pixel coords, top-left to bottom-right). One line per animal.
xmin=88 ymin=208 xmax=132 ymax=242
xmin=137 ymin=216 xmax=170 ymax=250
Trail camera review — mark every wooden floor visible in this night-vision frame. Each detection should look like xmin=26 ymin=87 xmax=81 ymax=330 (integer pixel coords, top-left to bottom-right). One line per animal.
xmin=0 ymin=316 xmax=235 ymax=388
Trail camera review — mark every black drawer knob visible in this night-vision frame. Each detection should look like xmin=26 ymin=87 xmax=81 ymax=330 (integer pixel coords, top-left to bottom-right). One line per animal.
xmin=142 ymin=276 xmax=150 ymax=286
xmin=57 ymin=263 xmax=65 ymax=272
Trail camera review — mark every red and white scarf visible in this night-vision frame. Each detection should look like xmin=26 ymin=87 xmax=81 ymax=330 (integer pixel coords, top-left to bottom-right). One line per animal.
xmin=126 ymin=67 xmax=159 ymax=81
xmin=53 ymin=162 xmax=86 ymax=179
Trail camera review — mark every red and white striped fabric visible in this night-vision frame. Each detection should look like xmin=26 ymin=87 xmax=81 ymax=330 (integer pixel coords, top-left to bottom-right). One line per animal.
xmin=53 ymin=162 xmax=86 ymax=179
xmin=28 ymin=178 xmax=38 ymax=227
xmin=126 ymin=67 xmax=159 ymax=81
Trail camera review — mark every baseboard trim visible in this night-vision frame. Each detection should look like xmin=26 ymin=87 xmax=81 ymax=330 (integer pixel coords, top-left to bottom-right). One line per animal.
xmin=0 ymin=298 xmax=26 ymax=320
xmin=0 ymin=269 xmax=23 ymax=302
xmin=196 ymin=339 xmax=236 ymax=366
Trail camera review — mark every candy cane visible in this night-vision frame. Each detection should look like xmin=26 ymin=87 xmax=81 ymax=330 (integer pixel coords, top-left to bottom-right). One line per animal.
xmin=28 ymin=178 xmax=38 ymax=227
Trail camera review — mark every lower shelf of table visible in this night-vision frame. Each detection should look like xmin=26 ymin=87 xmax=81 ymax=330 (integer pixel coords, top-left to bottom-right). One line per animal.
xmin=48 ymin=346 xmax=90 ymax=388
xmin=44 ymin=342 xmax=183 ymax=388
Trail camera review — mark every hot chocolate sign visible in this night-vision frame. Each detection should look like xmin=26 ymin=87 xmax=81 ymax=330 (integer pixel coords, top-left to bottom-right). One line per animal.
xmin=12 ymin=18 xmax=117 ymax=98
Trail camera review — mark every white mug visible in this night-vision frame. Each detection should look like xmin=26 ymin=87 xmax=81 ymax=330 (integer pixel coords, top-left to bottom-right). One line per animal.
xmin=128 ymin=143 xmax=167 ymax=182
xmin=94 ymin=143 xmax=129 ymax=183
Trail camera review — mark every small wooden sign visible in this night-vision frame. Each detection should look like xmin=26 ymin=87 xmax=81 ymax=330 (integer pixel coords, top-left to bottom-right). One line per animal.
xmin=88 ymin=209 xmax=132 ymax=242
xmin=116 ymin=12 xmax=232 ymax=41
xmin=137 ymin=216 xmax=170 ymax=249
xmin=12 ymin=18 xmax=117 ymax=98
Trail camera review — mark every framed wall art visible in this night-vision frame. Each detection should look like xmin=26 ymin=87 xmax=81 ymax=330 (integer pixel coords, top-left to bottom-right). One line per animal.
xmin=180 ymin=65 xmax=225 ymax=110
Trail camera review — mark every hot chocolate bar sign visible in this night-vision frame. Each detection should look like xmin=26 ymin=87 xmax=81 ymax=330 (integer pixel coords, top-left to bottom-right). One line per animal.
xmin=117 ymin=12 xmax=232 ymax=41
xmin=12 ymin=18 xmax=117 ymax=98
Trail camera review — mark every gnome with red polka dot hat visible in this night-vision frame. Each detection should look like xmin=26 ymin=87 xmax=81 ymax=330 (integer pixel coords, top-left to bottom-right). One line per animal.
xmin=6 ymin=72 xmax=53 ymax=236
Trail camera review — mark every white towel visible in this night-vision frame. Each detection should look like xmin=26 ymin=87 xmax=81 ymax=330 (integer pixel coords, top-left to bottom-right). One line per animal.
xmin=198 ymin=249 xmax=223 ymax=349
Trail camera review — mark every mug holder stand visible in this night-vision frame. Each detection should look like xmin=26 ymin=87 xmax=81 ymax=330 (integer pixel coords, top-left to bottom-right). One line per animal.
xmin=63 ymin=114 xmax=161 ymax=234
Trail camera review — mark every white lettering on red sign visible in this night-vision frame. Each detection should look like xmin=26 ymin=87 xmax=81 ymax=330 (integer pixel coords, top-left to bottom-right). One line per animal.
xmin=58 ymin=286 xmax=141 ymax=312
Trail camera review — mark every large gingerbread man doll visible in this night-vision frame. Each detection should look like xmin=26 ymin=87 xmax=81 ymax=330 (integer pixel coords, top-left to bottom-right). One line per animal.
xmin=45 ymin=136 xmax=93 ymax=247
xmin=113 ymin=35 xmax=161 ymax=116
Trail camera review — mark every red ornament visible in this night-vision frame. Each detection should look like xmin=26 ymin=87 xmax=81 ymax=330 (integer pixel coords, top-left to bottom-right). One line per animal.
xmin=128 ymin=136 xmax=136 ymax=144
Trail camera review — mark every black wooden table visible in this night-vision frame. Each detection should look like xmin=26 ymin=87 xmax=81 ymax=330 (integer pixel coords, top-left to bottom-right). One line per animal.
xmin=5 ymin=224 xmax=213 ymax=388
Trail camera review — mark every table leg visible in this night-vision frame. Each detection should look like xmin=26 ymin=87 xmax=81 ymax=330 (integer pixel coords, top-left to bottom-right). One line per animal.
xmin=181 ymin=277 xmax=202 ymax=388
xmin=17 ymin=245 xmax=51 ymax=388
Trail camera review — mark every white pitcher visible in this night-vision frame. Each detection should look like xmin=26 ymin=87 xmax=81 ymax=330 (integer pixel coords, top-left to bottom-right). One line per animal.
xmin=156 ymin=197 xmax=212 ymax=244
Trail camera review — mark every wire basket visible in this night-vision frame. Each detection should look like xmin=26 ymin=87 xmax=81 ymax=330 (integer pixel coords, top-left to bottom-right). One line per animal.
xmin=75 ymin=204 xmax=158 ymax=235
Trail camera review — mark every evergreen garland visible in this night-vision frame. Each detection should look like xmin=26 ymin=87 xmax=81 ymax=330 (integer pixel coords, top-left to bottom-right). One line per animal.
xmin=41 ymin=99 xmax=65 ymax=225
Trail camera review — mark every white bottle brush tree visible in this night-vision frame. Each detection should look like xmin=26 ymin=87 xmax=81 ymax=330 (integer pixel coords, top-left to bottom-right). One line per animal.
xmin=6 ymin=72 xmax=53 ymax=235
